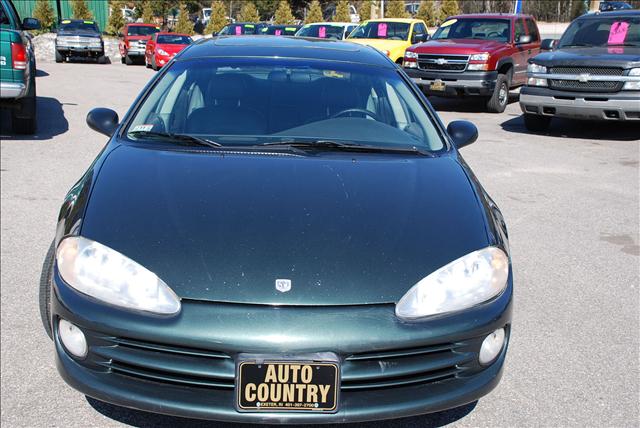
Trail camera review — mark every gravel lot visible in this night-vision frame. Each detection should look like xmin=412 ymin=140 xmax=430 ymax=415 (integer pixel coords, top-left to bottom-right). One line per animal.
xmin=1 ymin=61 xmax=638 ymax=428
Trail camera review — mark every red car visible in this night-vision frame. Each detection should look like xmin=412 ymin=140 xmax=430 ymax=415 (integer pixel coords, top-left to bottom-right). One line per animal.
xmin=403 ymin=13 xmax=541 ymax=112
xmin=145 ymin=32 xmax=193 ymax=70
xmin=119 ymin=23 xmax=160 ymax=65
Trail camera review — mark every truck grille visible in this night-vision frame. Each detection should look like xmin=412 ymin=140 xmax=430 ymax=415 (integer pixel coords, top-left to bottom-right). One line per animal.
xmin=549 ymin=79 xmax=623 ymax=92
xmin=549 ymin=66 xmax=624 ymax=76
xmin=417 ymin=54 xmax=469 ymax=72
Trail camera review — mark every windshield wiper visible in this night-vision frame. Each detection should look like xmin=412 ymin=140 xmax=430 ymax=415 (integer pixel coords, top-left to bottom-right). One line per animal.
xmin=128 ymin=130 xmax=222 ymax=149
xmin=258 ymin=140 xmax=429 ymax=155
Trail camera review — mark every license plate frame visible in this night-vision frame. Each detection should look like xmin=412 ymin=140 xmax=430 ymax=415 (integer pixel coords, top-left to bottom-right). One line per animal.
xmin=235 ymin=353 xmax=340 ymax=413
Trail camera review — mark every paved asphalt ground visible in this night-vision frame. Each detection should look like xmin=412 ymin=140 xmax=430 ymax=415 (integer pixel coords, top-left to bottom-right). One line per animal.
xmin=1 ymin=61 xmax=638 ymax=428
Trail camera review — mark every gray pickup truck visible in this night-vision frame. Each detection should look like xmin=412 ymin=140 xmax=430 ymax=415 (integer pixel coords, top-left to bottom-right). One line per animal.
xmin=520 ymin=10 xmax=640 ymax=131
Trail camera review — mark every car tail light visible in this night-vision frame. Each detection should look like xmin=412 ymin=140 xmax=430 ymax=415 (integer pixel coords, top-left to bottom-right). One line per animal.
xmin=11 ymin=42 xmax=27 ymax=70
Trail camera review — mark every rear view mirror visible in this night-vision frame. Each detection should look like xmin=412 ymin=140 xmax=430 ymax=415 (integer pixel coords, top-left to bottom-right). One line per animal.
xmin=541 ymin=38 xmax=556 ymax=50
xmin=22 ymin=17 xmax=41 ymax=30
xmin=447 ymin=120 xmax=478 ymax=149
xmin=87 ymin=108 xmax=119 ymax=137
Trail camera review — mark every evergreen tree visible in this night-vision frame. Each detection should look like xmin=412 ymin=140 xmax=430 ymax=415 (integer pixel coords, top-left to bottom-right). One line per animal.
xmin=238 ymin=1 xmax=260 ymax=22
xmin=107 ymin=0 xmax=125 ymax=35
xmin=415 ymin=0 xmax=438 ymax=27
xmin=72 ymin=0 xmax=94 ymax=20
xmin=174 ymin=2 xmax=194 ymax=34
xmin=305 ymin=0 xmax=323 ymax=23
xmin=571 ymin=0 xmax=587 ymax=19
xmin=440 ymin=0 xmax=460 ymax=20
xmin=384 ymin=0 xmax=409 ymax=18
xmin=32 ymin=0 xmax=55 ymax=33
xmin=141 ymin=0 xmax=154 ymax=24
xmin=204 ymin=1 xmax=228 ymax=34
xmin=274 ymin=0 xmax=295 ymax=24
xmin=357 ymin=1 xmax=372 ymax=22
xmin=333 ymin=0 xmax=351 ymax=22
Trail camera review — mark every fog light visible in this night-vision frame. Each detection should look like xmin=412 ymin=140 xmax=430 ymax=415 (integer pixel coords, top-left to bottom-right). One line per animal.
xmin=59 ymin=319 xmax=88 ymax=358
xmin=479 ymin=328 xmax=505 ymax=365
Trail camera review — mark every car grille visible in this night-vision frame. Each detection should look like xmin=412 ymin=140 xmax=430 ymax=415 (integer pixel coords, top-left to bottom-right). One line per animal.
xmin=549 ymin=66 xmax=624 ymax=76
xmin=89 ymin=336 xmax=478 ymax=391
xmin=417 ymin=54 xmax=469 ymax=72
xmin=549 ymin=79 xmax=623 ymax=92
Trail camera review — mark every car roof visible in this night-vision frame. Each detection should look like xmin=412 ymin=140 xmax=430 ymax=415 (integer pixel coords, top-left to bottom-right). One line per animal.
xmin=447 ymin=13 xmax=533 ymax=20
xmin=365 ymin=18 xmax=422 ymax=23
xmin=156 ymin=32 xmax=191 ymax=36
xmin=60 ymin=19 xmax=95 ymax=23
xmin=305 ymin=22 xmax=353 ymax=26
xmin=581 ymin=9 xmax=640 ymax=18
xmin=182 ymin=36 xmax=395 ymax=68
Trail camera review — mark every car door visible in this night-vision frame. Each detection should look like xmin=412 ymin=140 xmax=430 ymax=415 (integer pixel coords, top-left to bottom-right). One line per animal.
xmin=512 ymin=18 xmax=529 ymax=86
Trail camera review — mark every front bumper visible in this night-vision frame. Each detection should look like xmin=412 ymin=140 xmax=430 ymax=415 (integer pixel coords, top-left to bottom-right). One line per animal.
xmin=52 ymin=269 xmax=512 ymax=424
xmin=404 ymin=69 xmax=498 ymax=96
xmin=0 ymin=81 xmax=27 ymax=99
xmin=126 ymin=48 xmax=146 ymax=56
xmin=520 ymin=86 xmax=640 ymax=121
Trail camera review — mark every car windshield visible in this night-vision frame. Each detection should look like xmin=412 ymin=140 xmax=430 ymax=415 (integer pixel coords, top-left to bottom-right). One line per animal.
xmin=157 ymin=35 xmax=192 ymax=44
xmin=262 ymin=26 xmax=299 ymax=35
xmin=219 ymin=24 xmax=260 ymax=35
xmin=127 ymin=58 xmax=443 ymax=151
xmin=558 ymin=16 xmax=640 ymax=47
xmin=296 ymin=24 xmax=345 ymax=39
xmin=349 ymin=22 xmax=410 ymax=40
xmin=59 ymin=21 xmax=99 ymax=33
xmin=432 ymin=19 xmax=511 ymax=42
xmin=128 ymin=26 xmax=159 ymax=36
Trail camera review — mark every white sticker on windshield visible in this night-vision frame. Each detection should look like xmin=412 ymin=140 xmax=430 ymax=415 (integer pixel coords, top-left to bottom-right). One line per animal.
xmin=132 ymin=124 xmax=153 ymax=132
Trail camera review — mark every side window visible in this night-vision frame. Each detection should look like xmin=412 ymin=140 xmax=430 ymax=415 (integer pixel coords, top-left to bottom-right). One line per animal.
xmin=0 ymin=5 xmax=10 ymax=26
xmin=514 ymin=19 xmax=526 ymax=43
xmin=525 ymin=19 xmax=540 ymax=42
xmin=3 ymin=0 xmax=19 ymax=27
xmin=416 ymin=23 xmax=426 ymax=35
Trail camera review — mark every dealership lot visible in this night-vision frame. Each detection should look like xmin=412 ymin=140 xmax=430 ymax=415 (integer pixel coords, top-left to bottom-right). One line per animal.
xmin=1 ymin=61 xmax=638 ymax=427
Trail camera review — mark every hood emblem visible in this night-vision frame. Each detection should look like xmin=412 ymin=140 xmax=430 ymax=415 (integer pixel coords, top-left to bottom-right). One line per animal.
xmin=578 ymin=73 xmax=590 ymax=82
xmin=435 ymin=58 xmax=448 ymax=65
xmin=275 ymin=279 xmax=292 ymax=293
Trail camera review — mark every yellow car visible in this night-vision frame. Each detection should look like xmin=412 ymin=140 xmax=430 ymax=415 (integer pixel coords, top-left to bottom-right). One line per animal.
xmin=347 ymin=18 xmax=429 ymax=64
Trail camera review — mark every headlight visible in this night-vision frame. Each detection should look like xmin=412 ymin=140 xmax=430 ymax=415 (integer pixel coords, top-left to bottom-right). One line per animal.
xmin=56 ymin=236 xmax=181 ymax=315
xmin=157 ymin=48 xmax=169 ymax=56
xmin=469 ymin=53 xmax=489 ymax=61
xmin=396 ymin=247 xmax=509 ymax=320
xmin=623 ymin=68 xmax=640 ymax=90
xmin=404 ymin=51 xmax=418 ymax=59
xmin=527 ymin=63 xmax=547 ymax=74
xmin=468 ymin=63 xmax=489 ymax=71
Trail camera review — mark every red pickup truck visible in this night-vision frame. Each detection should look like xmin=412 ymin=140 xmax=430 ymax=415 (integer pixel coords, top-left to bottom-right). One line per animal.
xmin=403 ymin=14 xmax=541 ymax=112
xmin=118 ymin=23 xmax=159 ymax=65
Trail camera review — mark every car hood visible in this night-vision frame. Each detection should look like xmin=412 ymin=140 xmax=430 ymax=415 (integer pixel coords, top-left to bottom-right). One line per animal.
xmin=532 ymin=47 xmax=640 ymax=68
xmin=413 ymin=39 xmax=506 ymax=54
xmin=80 ymin=145 xmax=490 ymax=306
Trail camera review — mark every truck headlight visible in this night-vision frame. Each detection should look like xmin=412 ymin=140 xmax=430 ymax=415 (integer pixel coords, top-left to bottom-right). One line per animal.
xmin=469 ymin=53 xmax=489 ymax=61
xmin=404 ymin=50 xmax=418 ymax=68
xmin=527 ymin=63 xmax=547 ymax=74
xmin=623 ymin=68 xmax=640 ymax=90
xmin=396 ymin=247 xmax=509 ymax=320
xmin=527 ymin=63 xmax=548 ymax=86
xmin=56 ymin=236 xmax=181 ymax=315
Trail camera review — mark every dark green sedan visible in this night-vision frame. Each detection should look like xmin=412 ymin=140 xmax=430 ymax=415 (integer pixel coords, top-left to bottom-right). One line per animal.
xmin=41 ymin=36 xmax=512 ymax=423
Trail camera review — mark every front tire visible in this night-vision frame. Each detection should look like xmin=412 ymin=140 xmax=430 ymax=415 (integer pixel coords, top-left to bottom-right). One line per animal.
xmin=11 ymin=76 xmax=36 ymax=134
xmin=524 ymin=114 xmax=552 ymax=132
xmin=125 ymin=54 xmax=133 ymax=65
xmin=55 ymin=49 xmax=63 ymax=63
xmin=487 ymin=73 xmax=510 ymax=113
xmin=152 ymin=56 xmax=158 ymax=71
xmin=39 ymin=241 xmax=55 ymax=339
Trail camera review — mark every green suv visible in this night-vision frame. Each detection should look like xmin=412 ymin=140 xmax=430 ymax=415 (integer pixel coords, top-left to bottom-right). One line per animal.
xmin=0 ymin=0 xmax=39 ymax=134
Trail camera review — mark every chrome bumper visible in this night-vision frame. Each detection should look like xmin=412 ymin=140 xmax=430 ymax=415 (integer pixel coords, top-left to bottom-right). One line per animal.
xmin=0 ymin=81 xmax=27 ymax=99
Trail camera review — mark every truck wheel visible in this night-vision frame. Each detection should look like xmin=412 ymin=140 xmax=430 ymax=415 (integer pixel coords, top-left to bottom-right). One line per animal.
xmin=39 ymin=241 xmax=55 ymax=339
xmin=97 ymin=53 xmax=107 ymax=64
xmin=145 ymin=55 xmax=150 ymax=68
xmin=487 ymin=73 xmax=510 ymax=113
xmin=524 ymin=114 xmax=552 ymax=132
xmin=120 ymin=55 xmax=125 ymax=64
xmin=125 ymin=54 xmax=133 ymax=65
xmin=152 ymin=56 xmax=158 ymax=71
xmin=55 ymin=49 xmax=63 ymax=63
xmin=11 ymin=76 xmax=36 ymax=134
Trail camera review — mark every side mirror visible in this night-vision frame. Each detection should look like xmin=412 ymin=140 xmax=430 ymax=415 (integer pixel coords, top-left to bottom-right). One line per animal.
xmin=422 ymin=33 xmax=430 ymax=42
xmin=541 ymin=38 xmax=556 ymax=50
xmin=22 ymin=17 xmax=41 ymax=30
xmin=87 ymin=108 xmax=119 ymax=137
xmin=447 ymin=120 xmax=478 ymax=149
xmin=411 ymin=33 xmax=423 ymax=44
xmin=517 ymin=34 xmax=532 ymax=44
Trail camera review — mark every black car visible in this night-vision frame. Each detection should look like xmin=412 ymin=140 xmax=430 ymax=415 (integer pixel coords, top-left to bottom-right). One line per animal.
xmin=55 ymin=19 xmax=105 ymax=63
xmin=216 ymin=22 xmax=267 ymax=36
xmin=42 ymin=36 xmax=512 ymax=423
xmin=261 ymin=24 xmax=301 ymax=36
xmin=520 ymin=10 xmax=640 ymax=131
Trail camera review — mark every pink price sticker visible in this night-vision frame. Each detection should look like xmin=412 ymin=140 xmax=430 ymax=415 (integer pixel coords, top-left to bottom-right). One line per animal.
xmin=235 ymin=26 xmax=242 ymax=35
xmin=608 ymin=21 xmax=629 ymax=45
xmin=377 ymin=23 xmax=388 ymax=37
xmin=275 ymin=29 xmax=282 ymax=35
xmin=319 ymin=26 xmax=326 ymax=38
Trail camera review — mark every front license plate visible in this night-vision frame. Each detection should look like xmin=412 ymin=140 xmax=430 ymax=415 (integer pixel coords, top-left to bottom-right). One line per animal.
xmin=237 ymin=359 xmax=339 ymax=412
xmin=430 ymin=80 xmax=446 ymax=91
